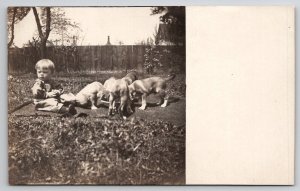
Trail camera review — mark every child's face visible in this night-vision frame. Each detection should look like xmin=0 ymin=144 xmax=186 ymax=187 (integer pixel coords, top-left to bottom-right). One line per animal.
xmin=37 ymin=68 xmax=52 ymax=81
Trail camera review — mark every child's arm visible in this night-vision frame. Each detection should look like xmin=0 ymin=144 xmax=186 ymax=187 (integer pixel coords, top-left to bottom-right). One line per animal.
xmin=31 ymin=80 xmax=61 ymax=99
xmin=50 ymin=81 xmax=64 ymax=97
xmin=31 ymin=79 xmax=47 ymax=99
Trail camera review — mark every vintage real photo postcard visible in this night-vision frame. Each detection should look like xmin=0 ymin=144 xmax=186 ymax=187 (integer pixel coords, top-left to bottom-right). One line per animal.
xmin=8 ymin=6 xmax=294 ymax=185
xmin=8 ymin=6 xmax=186 ymax=185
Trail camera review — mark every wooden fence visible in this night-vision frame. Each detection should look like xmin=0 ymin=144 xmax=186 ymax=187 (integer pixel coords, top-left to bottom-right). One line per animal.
xmin=8 ymin=45 xmax=185 ymax=74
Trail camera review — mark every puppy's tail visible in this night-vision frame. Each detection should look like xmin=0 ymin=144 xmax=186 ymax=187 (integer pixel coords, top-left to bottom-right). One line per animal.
xmin=164 ymin=73 xmax=176 ymax=81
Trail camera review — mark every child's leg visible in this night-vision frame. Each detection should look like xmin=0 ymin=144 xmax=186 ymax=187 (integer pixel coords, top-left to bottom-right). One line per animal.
xmin=34 ymin=98 xmax=63 ymax=112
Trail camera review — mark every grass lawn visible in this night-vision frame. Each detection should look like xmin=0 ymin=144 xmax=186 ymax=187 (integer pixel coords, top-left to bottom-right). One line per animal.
xmin=8 ymin=71 xmax=186 ymax=185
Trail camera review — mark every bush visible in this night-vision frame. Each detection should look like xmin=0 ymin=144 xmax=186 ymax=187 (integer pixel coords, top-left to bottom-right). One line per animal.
xmin=144 ymin=45 xmax=163 ymax=74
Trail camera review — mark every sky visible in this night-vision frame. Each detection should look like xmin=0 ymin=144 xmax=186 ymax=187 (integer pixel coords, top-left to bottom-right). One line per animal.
xmin=13 ymin=7 xmax=162 ymax=46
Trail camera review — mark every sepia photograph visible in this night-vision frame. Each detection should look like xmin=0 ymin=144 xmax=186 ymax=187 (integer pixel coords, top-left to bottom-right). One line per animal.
xmin=8 ymin=6 xmax=186 ymax=185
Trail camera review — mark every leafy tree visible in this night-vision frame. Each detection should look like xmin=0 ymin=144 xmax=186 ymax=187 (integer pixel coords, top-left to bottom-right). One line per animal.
xmin=151 ymin=7 xmax=185 ymax=45
xmin=32 ymin=7 xmax=81 ymax=59
xmin=149 ymin=7 xmax=186 ymax=74
xmin=41 ymin=8 xmax=80 ymax=46
xmin=7 ymin=7 xmax=31 ymax=48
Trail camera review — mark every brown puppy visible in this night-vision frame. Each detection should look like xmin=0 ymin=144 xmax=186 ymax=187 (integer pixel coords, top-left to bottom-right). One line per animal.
xmin=103 ymin=71 xmax=138 ymax=119
xmin=60 ymin=82 xmax=105 ymax=109
xmin=122 ymin=71 xmax=138 ymax=85
xmin=121 ymin=71 xmax=138 ymax=113
xmin=128 ymin=74 xmax=175 ymax=110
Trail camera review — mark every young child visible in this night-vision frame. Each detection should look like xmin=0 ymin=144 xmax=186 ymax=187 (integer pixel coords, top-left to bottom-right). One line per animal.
xmin=31 ymin=59 xmax=76 ymax=115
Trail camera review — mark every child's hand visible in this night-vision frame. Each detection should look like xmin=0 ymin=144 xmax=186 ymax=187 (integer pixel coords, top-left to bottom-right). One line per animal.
xmin=53 ymin=90 xmax=61 ymax=95
xmin=46 ymin=92 xmax=58 ymax=98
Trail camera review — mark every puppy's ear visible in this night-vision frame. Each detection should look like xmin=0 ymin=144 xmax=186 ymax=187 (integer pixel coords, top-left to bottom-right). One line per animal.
xmin=60 ymin=93 xmax=76 ymax=103
xmin=128 ymin=84 xmax=134 ymax=91
xmin=97 ymin=91 xmax=104 ymax=99
xmin=129 ymin=90 xmax=135 ymax=101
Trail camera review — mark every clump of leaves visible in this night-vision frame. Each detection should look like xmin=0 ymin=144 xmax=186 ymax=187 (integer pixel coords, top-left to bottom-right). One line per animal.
xmin=165 ymin=74 xmax=186 ymax=98
xmin=9 ymin=115 xmax=185 ymax=185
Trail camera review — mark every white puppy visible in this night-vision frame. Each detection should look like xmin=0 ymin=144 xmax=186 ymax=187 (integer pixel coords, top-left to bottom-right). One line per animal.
xmin=61 ymin=82 xmax=105 ymax=110
xmin=75 ymin=81 xmax=105 ymax=109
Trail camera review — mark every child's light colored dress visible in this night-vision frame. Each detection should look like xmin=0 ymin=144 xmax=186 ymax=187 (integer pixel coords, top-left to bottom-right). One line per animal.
xmin=31 ymin=79 xmax=64 ymax=112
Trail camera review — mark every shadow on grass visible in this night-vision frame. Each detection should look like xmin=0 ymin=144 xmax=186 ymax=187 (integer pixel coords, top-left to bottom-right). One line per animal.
xmin=133 ymin=96 xmax=181 ymax=108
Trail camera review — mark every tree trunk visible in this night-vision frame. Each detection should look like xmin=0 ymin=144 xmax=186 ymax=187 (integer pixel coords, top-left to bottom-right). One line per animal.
xmin=40 ymin=39 xmax=47 ymax=58
xmin=33 ymin=7 xmax=51 ymax=59
xmin=8 ymin=7 xmax=17 ymax=48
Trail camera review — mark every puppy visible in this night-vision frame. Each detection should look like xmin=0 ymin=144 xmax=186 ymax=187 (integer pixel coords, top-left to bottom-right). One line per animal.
xmin=103 ymin=71 xmax=138 ymax=119
xmin=104 ymin=77 xmax=129 ymax=119
xmin=74 ymin=81 xmax=105 ymax=109
xmin=128 ymin=74 xmax=175 ymax=110
xmin=122 ymin=71 xmax=138 ymax=113
xmin=122 ymin=71 xmax=138 ymax=85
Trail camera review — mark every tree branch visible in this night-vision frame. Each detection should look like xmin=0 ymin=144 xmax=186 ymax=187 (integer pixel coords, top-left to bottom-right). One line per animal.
xmin=32 ymin=7 xmax=44 ymax=39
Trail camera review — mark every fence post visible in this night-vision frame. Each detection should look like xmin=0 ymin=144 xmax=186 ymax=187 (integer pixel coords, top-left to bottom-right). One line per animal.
xmin=99 ymin=46 xmax=102 ymax=71
xmin=91 ymin=46 xmax=95 ymax=72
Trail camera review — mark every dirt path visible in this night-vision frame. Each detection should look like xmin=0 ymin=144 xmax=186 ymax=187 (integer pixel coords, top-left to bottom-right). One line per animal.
xmin=11 ymin=95 xmax=186 ymax=126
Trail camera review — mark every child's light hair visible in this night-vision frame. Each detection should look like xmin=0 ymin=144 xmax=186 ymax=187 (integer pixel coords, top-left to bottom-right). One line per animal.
xmin=35 ymin=59 xmax=55 ymax=73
